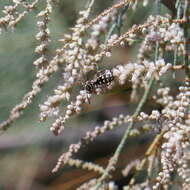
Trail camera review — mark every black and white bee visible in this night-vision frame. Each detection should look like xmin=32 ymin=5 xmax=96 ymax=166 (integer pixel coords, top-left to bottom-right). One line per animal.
xmin=84 ymin=69 xmax=114 ymax=94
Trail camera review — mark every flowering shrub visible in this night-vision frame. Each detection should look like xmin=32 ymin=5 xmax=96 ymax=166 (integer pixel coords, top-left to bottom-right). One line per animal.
xmin=0 ymin=0 xmax=190 ymax=189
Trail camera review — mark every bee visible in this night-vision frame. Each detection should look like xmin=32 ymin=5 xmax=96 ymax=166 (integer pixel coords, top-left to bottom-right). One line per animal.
xmin=84 ymin=69 xmax=114 ymax=94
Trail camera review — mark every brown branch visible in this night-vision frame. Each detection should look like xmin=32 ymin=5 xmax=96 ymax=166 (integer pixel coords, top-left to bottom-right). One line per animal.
xmin=161 ymin=0 xmax=177 ymax=15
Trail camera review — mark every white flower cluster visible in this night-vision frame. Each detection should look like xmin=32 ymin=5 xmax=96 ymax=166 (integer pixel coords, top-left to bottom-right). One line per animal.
xmin=156 ymin=87 xmax=173 ymax=106
xmin=107 ymin=34 xmax=119 ymax=46
xmin=89 ymin=181 xmax=118 ymax=190
xmin=0 ymin=0 xmax=40 ymax=33
xmin=87 ymin=10 xmax=116 ymax=50
xmin=146 ymin=15 xmax=184 ymax=43
xmin=138 ymin=110 xmax=161 ymax=121
xmin=153 ymin=84 xmax=190 ymax=189
xmin=34 ymin=0 xmax=52 ymax=68
xmin=76 ymin=178 xmax=118 ymax=190
xmin=0 ymin=0 xmax=60 ymax=130
xmin=39 ymin=2 xmax=125 ymax=125
xmin=39 ymin=85 xmax=70 ymax=121
xmin=138 ymin=16 xmax=184 ymax=60
xmin=39 ymin=5 xmax=100 ymax=122
xmin=50 ymin=90 xmax=91 ymax=135
xmin=39 ymin=15 xmax=184 ymax=133
xmin=112 ymin=59 xmax=172 ymax=87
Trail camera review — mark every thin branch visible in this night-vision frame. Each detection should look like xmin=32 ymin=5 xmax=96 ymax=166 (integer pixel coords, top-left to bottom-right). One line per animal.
xmin=94 ymin=76 xmax=155 ymax=189
xmin=183 ymin=0 xmax=190 ymax=79
xmin=85 ymin=0 xmax=129 ymax=29
xmin=161 ymin=0 xmax=176 ymax=15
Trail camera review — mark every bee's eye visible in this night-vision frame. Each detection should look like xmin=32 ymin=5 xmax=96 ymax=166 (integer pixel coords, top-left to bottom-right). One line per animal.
xmin=85 ymin=83 xmax=92 ymax=92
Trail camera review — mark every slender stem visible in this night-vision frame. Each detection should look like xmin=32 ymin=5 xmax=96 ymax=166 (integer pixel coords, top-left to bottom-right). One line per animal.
xmin=95 ymin=7 xmax=161 ymax=188
xmin=86 ymin=0 xmax=95 ymax=9
xmin=116 ymin=5 xmax=128 ymax=36
xmin=156 ymin=0 xmax=161 ymax=15
xmin=105 ymin=22 xmax=117 ymax=43
xmin=173 ymin=0 xmax=182 ymax=78
xmin=183 ymin=0 xmax=190 ymax=79
xmin=94 ymin=76 xmax=154 ymax=190
xmin=126 ymin=129 xmax=165 ymax=189
xmin=105 ymin=5 xmax=128 ymax=43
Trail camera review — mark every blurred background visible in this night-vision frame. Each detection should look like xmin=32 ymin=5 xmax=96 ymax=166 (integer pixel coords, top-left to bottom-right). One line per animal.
xmin=0 ymin=1 xmax=177 ymax=190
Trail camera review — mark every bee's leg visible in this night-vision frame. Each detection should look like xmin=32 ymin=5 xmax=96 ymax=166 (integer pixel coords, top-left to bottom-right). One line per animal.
xmin=106 ymin=82 xmax=111 ymax=86
xmin=107 ymin=81 xmax=114 ymax=90
xmin=85 ymin=93 xmax=91 ymax=104
xmin=100 ymin=84 xmax=108 ymax=93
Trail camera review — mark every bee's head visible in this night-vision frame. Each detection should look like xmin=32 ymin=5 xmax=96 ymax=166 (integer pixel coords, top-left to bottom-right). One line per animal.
xmin=84 ymin=81 xmax=93 ymax=93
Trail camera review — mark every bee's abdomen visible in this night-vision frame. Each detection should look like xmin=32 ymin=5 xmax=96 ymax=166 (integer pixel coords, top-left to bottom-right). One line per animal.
xmin=94 ymin=72 xmax=114 ymax=86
